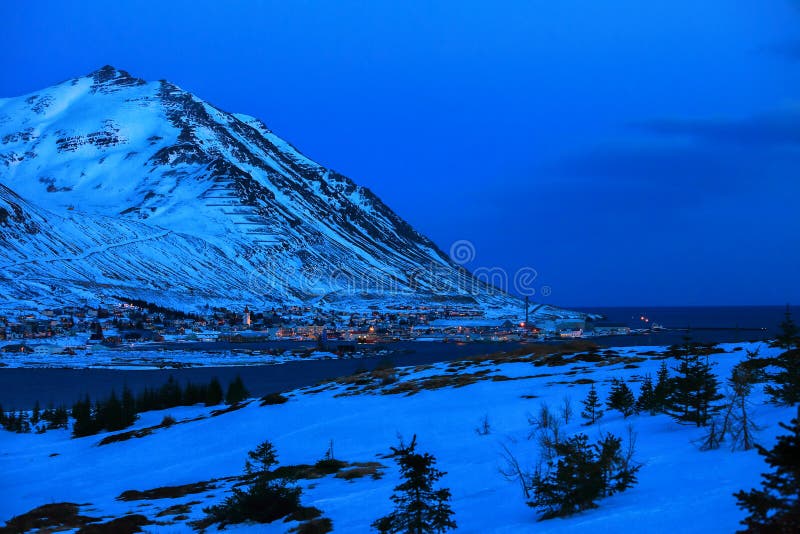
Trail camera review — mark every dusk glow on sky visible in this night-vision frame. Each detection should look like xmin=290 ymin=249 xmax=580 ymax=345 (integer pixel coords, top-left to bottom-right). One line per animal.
xmin=2 ymin=0 xmax=798 ymax=306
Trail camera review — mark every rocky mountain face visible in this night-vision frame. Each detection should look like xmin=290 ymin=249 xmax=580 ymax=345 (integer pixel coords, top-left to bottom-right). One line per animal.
xmin=0 ymin=66 xmax=539 ymax=316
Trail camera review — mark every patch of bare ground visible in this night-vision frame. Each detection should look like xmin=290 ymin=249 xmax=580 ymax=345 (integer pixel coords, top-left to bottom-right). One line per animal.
xmin=209 ymin=401 xmax=250 ymax=417
xmin=289 ymin=517 xmax=334 ymax=533
xmin=334 ymin=462 xmax=385 ymax=481
xmin=270 ymin=459 xmax=386 ymax=481
xmin=307 ymin=341 xmax=661 ymax=397
xmin=155 ymin=501 xmax=200 ymax=517
xmin=98 ymin=427 xmax=156 ymax=446
xmin=260 ymin=392 xmax=290 ymax=405
xmin=1 ymin=502 xmax=98 ymax=533
xmin=458 ymin=340 xmax=600 ymax=365
xmin=663 ymin=342 xmax=726 ymax=358
xmin=98 ymin=415 xmax=204 ymax=446
xmin=77 ymin=514 xmax=152 ymax=533
xmin=98 ymin=402 xmax=251 ymax=446
xmin=117 ymin=459 xmax=385 ymax=518
xmin=116 ymin=479 xmax=234 ymax=501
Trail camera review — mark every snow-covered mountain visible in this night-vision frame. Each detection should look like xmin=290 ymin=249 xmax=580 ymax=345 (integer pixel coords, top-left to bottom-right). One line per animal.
xmin=0 ymin=66 xmax=556 ymax=316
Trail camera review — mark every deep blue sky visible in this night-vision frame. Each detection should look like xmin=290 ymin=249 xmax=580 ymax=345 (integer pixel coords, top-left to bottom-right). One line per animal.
xmin=2 ymin=0 xmax=799 ymax=306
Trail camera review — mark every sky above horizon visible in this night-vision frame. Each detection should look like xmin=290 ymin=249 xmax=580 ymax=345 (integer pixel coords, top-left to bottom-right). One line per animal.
xmin=1 ymin=0 xmax=799 ymax=307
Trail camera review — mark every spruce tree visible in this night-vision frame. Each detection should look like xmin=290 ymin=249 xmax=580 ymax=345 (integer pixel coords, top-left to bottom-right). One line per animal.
xmin=596 ymin=433 xmax=640 ymax=496
xmin=734 ymin=407 xmax=800 ymax=532
xmin=529 ymin=432 xmax=640 ymax=519
xmin=373 ymin=435 xmax=456 ymax=534
xmin=206 ymin=377 xmax=224 ymax=406
xmin=636 ymin=374 xmax=658 ymax=415
xmin=606 ymin=379 xmax=637 ymax=418
xmin=31 ymin=400 xmax=40 ymax=425
xmin=160 ymin=376 xmax=182 ymax=408
xmin=13 ymin=410 xmax=31 ymax=433
xmin=581 ymin=384 xmax=604 ymax=425
xmin=225 ymin=375 xmax=250 ymax=405
xmin=764 ymin=307 xmax=800 ymax=405
xmin=184 ymin=382 xmax=204 ymax=405
xmin=772 ymin=305 xmax=799 ymax=350
xmin=204 ymin=439 xmax=302 ymax=527
xmin=244 ymin=440 xmax=278 ymax=477
xmin=766 ymin=349 xmax=800 ymax=406
xmin=102 ymin=390 xmax=124 ymax=431
xmin=50 ymin=405 xmax=68 ymax=430
xmin=666 ymin=342 xmax=723 ymax=426
xmin=653 ymin=361 xmax=673 ymax=413
xmin=71 ymin=395 xmax=94 ymax=437
xmin=121 ymin=385 xmax=137 ymax=428
xmin=92 ymin=398 xmax=106 ymax=433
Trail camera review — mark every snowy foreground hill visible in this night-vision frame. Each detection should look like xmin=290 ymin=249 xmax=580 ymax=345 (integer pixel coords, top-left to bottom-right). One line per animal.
xmin=0 ymin=66 xmax=538 ymax=316
xmin=1 ymin=341 xmax=795 ymax=533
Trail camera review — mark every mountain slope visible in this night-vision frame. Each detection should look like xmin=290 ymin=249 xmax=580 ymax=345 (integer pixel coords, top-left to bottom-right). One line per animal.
xmin=0 ymin=183 xmax=274 ymax=310
xmin=0 ymin=66 xmax=547 ymax=315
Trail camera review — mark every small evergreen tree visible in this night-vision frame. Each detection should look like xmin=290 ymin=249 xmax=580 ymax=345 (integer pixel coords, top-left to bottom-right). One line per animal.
xmin=734 ymin=406 xmax=800 ymax=532
xmin=636 ymin=374 xmax=658 ymax=415
xmin=12 ymin=410 xmax=31 ymax=433
xmin=204 ymin=439 xmax=302 ymax=527
xmin=596 ymin=431 xmax=639 ymax=496
xmin=581 ymin=384 xmax=604 ymax=425
xmin=48 ymin=405 xmax=69 ymax=430
xmin=244 ymin=440 xmax=278 ymax=477
xmin=121 ymin=385 xmax=137 ymax=428
xmin=101 ymin=390 xmax=125 ymax=431
xmin=666 ymin=342 xmax=723 ymax=426
xmin=184 ymin=382 xmax=208 ymax=405
xmin=528 ymin=432 xmax=640 ymax=519
xmin=160 ymin=376 xmax=183 ymax=407
xmin=765 ymin=348 xmax=800 ymax=406
xmin=606 ymin=379 xmax=637 ymax=418
xmin=206 ymin=377 xmax=224 ymax=406
xmin=764 ymin=307 xmax=800 ymax=405
xmin=225 ymin=375 xmax=249 ymax=405
xmin=31 ymin=400 xmax=41 ymax=425
xmin=653 ymin=361 xmax=674 ymax=413
xmin=373 ymin=435 xmax=456 ymax=534
xmin=71 ymin=395 xmax=94 ymax=437
xmin=771 ymin=305 xmax=799 ymax=350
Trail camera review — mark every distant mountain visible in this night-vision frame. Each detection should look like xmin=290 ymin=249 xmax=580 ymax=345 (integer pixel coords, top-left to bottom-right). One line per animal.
xmin=0 ymin=66 xmax=571 ymax=319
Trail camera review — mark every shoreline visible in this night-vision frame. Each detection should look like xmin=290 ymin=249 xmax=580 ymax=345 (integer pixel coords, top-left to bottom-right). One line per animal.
xmin=0 ymin=336 xmax=774 ymax=410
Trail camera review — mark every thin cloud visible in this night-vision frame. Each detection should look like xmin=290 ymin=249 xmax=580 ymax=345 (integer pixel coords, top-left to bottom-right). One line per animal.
xmin=634 ymin=109 xmax=800 ymax=149
xmin=542 ymin=107 xmax=800 ymax=211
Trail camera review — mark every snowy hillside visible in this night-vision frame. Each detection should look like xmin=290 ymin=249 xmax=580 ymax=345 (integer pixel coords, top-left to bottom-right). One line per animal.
xmin=1 ymin=341 xmax=795 ymax=532
xmin=0 ymin=184 xmax=282 ymax=310
xmin=0 ymin=66 xmax=529 ymax=315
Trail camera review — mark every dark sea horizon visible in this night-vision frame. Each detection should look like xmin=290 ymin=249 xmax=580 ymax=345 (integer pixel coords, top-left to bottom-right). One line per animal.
xmin=570 ymin=304 xmax=792 ymax=347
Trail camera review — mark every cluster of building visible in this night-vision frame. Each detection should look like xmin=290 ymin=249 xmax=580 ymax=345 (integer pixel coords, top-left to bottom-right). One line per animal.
xmin=0 ymin=302 xmax=636 ymax=355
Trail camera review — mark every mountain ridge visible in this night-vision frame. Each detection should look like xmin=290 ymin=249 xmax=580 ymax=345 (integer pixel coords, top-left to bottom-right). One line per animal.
xmin=0 ymin=66 xmax=573 ymax=319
